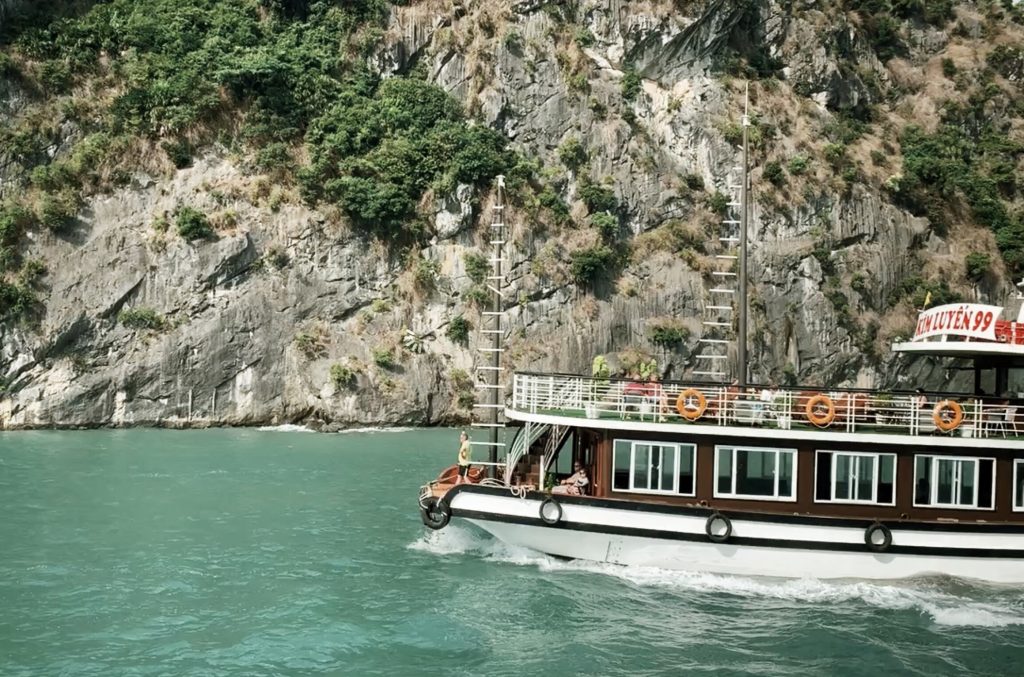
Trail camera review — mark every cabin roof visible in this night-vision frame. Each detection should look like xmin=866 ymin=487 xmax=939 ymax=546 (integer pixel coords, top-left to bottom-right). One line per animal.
xmin=892 ymin=340 xmax=1024 ymax=365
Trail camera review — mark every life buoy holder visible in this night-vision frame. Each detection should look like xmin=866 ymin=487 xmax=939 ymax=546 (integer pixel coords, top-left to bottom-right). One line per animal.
xmin=805 ymin=394 xmax=836 ymax=427
xmin=933 ymin=400 xmax=964 ymax=432
xmin=539 ymin=498 xmax=563 ymax=525
xmin=705 ymin=511 xmax=732 ymax=543
xmin=864 ymin=522 xmax=892 ymax=552
xmin=676 ymin=388 xmax=707 ymax=421
xmin=420 ymin=498 xmax=451 ymax=530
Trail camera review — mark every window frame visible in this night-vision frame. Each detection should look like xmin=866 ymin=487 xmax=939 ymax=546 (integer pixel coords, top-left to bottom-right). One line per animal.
xmin=1014 ymin=459 xmax=1024 ymax=513
xmin=713 ymin=445 xmax=798 ymax=502
xmin=612 ymin=439 xmax=697 ymax=497
xmin=814 ymin=450 xmax=897 ymax=506
xmin=912 ymin=454 xmax=996 ymax=511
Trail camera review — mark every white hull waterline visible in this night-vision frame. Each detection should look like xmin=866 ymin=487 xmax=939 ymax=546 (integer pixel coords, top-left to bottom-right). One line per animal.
xmin=450 ymin=490 xmax=1024 ymax=584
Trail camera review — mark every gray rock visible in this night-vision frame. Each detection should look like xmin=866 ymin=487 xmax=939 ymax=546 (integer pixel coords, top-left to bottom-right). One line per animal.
xmin=0 ymin=1 xmax=1016 ymax=429
xmin=434 ymin=184 xmax=475 ymax=239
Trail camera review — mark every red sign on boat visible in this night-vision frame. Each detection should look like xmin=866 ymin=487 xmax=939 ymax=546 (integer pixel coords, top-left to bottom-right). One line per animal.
xmin=912 ymin=303 xmax=1003 ymax=341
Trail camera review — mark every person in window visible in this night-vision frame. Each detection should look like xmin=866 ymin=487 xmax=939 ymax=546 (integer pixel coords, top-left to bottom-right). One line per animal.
xmin=553 ymin=462 xmax=589 ymax=495
xmin=915 ymin=476 xmax=930 ymax=505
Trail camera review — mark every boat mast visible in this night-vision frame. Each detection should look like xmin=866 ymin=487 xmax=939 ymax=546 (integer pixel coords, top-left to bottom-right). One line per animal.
xmin=471 ymin=176 xmax=507 ymax=478
xmin=488 ymin=177 xmax=504 ymax=463
xmin=693 ymin=92 xmax=749 ymax=383
xmin=738 ymin=84 xmax=750 ymax=388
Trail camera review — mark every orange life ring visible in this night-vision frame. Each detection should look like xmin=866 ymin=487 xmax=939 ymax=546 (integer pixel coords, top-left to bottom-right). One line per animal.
xmin=933 ymin=400 xmax=963 ymax=432
xmin=676 ymin=388 xmax=707 ymax=420
xmin=805 ymin=394 xmax=836 ymax=427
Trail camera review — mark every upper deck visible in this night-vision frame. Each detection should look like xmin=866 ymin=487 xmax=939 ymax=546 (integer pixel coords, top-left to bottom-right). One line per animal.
xmin=508 ymin=372 xmax=1024 ymax=449
xmin=892 ymin=302 xmax=1024 ymax=364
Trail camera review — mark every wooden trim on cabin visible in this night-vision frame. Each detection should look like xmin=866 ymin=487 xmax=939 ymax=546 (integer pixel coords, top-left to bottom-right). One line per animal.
xmin=553 ymin=427 xmax=1024 ymax=524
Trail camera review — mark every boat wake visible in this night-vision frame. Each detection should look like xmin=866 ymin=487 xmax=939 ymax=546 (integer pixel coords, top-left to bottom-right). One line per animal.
xmin=255 ymin=424 xmax=316 ymax=433
xmin=406 ymin=523 xmax=485 ymax=555
xmin=409 ymin=524 xmax=1024 ymax=628
xmin=334 ymin=426 xmax=417 ymax=434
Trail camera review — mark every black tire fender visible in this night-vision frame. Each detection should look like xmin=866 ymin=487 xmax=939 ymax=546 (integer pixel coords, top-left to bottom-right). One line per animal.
xmin=865 ymin=522 xmax=892 ymax=552
xmin=539 ymin=497 xmax=563 ymax=525
xmin=420 ymin=498 xmax=451 ymax=530
xmin=705 ymin=511 xmax=732 ymax=543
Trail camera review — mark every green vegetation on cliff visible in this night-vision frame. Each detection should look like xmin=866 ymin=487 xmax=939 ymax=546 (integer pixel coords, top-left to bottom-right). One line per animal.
xmin=0 ymin=0 xmax=510 ymax=255
xmin=896 ymin=87 xmax=1024 ymax=272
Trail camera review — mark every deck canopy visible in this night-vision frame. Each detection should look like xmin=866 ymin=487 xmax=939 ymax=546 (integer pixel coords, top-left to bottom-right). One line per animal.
xmin=892 ymin=302 xmax=1024 ymax=392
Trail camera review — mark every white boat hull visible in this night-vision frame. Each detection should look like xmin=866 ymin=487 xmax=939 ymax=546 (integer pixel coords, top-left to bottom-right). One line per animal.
xmin=447 ymin=489 xmax=1024 ymax=584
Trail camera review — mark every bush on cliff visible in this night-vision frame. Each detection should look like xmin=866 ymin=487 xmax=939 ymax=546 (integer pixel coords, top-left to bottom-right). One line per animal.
xmin=176 ymin=207 xmax=214 ymax=241
xmin=0 ymin=279 xmax=36 ymax=320
xmin=301 ymin=76 xmax=511 ymax=236
xmin=570 ymin=245 xmax=615 ymax=286
xmin=446 ymin=315 xmax=471 ymax=345
xmin=118 ymin=307 xmax=165 ymax=330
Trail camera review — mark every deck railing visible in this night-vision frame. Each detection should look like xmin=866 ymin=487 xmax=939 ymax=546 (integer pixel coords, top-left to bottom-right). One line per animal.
xmin=511 ymin=372 xmax=1024 ymax=440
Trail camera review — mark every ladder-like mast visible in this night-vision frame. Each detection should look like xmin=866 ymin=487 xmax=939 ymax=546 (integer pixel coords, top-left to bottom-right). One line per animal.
xmin=738 ymin=84 xmax=750 ymax=388
xmin=472 ymin=176 xmax=507 ymax=475
xmin=693 ymin=84 xmax=750 ymax=385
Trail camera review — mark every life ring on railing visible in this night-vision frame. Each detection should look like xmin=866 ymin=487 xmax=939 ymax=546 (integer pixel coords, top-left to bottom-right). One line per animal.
xmin=933 ymin=400 xmax=964 ymax=432
xmin=676 ymin=388 xmax=707 ymax=420
xmin=864 ymin=522 xmax=892 ymax=552
xmin=705 ymin=511 xmax=732 ymax=543
xmin=539 ymin=498 xmax=563 ymax=525
xmin=805 ymin=394 xmax=836 ymax=427
xmin=420 ymin=498 xmax=451 ymax=530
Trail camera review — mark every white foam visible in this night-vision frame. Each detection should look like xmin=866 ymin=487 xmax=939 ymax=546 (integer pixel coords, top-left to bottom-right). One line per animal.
xmin=924 ymin=603 xmax=1024 ymax=627
xmin=334 ymin=426 xmax=417 ymax=434
xmin=256 ymin=424 xmax=315 ymax=433
xmin=406 ymin=523 xmax=485 ymax=555
xmin=409 ymin=526 xmax=1024 ymax=628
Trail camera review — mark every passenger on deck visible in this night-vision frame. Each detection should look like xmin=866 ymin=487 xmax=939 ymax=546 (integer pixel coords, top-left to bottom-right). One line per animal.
xmin=455 ymin=431 xmax=471 ymax=484
xmin=911 ymin=388 xmax=927 ymax=411
xmin=552 ymin=462 xmax=589 ymax=495
xmin=645 ymin=374 xmax=669 ymax=421
xmin=623 ymin=373 xmax=646 ymax=416
xmin=761 ymin=383 xmax=774 ymax=419
xmin=911 ymin=388 xmax=931 ymax=433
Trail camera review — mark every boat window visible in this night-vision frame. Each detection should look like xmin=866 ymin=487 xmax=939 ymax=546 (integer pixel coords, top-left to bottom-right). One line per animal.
xmin=1015 ymin=460 xmax=1024 ymax=512
xmin=612 ymin=439 xmax=696 ymax=496
xmin=714 ymin=446 xmax=797 ymax=501
xmin=814 ymin=451 xmax=896 ymax=505
xmin=913 ymin=455 xmax=995 ymax=510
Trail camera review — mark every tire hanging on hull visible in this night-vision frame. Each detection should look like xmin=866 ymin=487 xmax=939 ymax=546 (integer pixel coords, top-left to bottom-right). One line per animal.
xmin=864 ymin=522 xmax=892 ymax=552
xmin=420 ymin=497 xmax=451 ymax=530
xmin=705 ymin=511 xmax=733 ymax=543
xmin=539 ymin=498 xmax=563 ymax=525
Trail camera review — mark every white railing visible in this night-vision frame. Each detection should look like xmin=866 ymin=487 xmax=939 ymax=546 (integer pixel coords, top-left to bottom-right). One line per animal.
xmin=510 ymin=373 xmax=1024 ymax=440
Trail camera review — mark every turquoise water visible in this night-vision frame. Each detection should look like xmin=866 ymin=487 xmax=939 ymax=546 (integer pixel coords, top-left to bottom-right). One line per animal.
xmin=1 ymin=428 xmax=1023 ymax=676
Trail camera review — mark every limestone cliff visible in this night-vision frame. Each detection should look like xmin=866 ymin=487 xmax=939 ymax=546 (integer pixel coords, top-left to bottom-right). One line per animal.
xmin=1 ymin=0 xmax=1023 ymax=428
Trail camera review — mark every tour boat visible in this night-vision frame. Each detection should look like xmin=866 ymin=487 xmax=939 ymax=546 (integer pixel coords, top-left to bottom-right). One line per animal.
xmin=418 ymin=311 xmax=1024 ymax=583
xmin=417 ymin=112 xmax=1024 ymax=583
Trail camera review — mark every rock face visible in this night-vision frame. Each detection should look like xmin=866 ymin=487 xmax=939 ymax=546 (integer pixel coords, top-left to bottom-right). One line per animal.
xmin=0 ymin=1 xmax=1019 ymax=428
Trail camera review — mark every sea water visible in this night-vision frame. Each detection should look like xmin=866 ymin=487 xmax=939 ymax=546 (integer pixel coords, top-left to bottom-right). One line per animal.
xmin=1 ymin=428 xmax=1022 ymax=676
